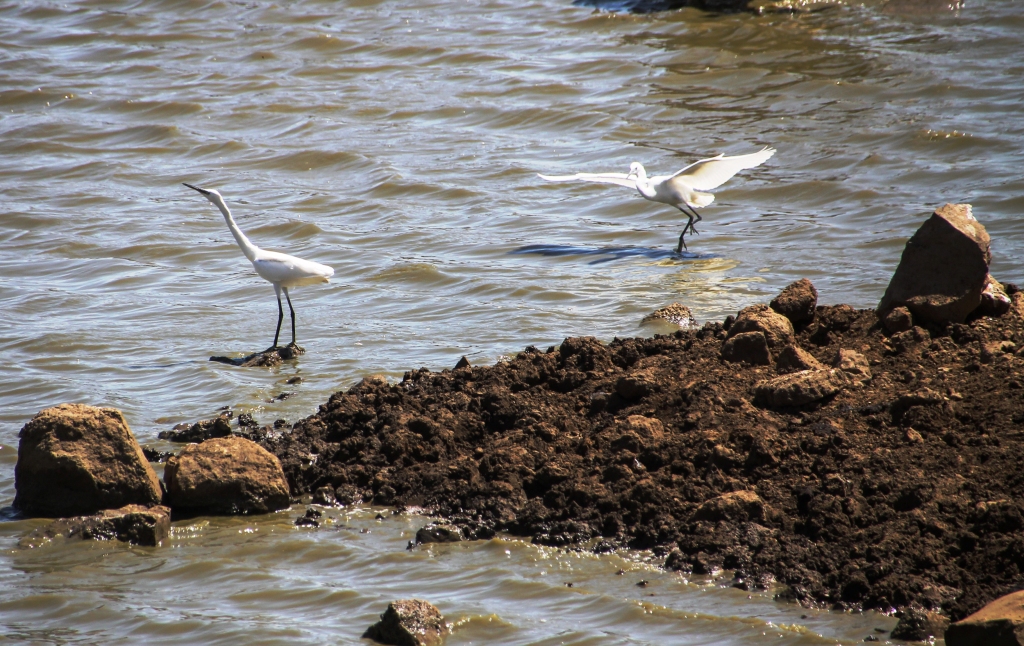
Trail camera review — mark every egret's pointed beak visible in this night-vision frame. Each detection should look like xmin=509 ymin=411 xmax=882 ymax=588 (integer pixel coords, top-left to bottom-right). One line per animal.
xmin=182 ymin=182 xmax=210 ymax=196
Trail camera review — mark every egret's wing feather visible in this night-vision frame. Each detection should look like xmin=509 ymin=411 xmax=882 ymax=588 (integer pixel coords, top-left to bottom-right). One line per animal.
xmin=253 ymin=251 xmax=333 ymax=285
xmin=669 ymin=147 xmax=775 ymax=191
xmin=538 ymin=172 xmax=636 ymax=189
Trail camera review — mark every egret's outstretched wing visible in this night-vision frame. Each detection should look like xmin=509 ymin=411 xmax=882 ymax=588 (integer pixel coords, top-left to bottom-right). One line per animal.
xmin=669 ymin=147 xmax=775 ymax=192
xmin=538 ymin=172 xmax=636 ymax=189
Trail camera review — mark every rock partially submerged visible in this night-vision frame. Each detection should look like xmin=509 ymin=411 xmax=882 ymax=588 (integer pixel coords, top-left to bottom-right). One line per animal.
xmin=415 ymin=524 xmax=463 ymax=544
xmin=363 ymin=599 xmax=448 ymax=646
xmin=21 ymin=504 xmax=171 ymax=548
xmin=642 ymin=303 xmax=698 ymax=329
xmin=14 ymin=404 xmax=162 ymax=517
xmin=164 ymin=437 xmax=290 ymax=515
xmin=877 ymin=203 xmax=991 ymax=325
xmin=210 ymin=343 xmax=304 ymax=368
xmin=158 ymin=416 xmax=233 ymax=443
xmin=891 ymin=608 xmax=951 ymax=642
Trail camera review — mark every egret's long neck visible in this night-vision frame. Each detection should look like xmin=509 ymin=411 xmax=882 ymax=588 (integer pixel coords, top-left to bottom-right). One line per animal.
xmin=212 ymin=197 xmax=259 ymax=262
xmin=634 ymin=171 xmax=655 ymax=199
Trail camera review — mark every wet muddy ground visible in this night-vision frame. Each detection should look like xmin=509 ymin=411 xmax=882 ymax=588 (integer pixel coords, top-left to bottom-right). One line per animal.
xmin=264 ymin=283 xmax=1024 ymax=623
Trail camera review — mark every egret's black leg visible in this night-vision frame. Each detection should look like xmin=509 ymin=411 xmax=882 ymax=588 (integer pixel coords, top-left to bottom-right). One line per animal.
xmin=680 ymin=204 xmax=702 ymax=236
xmin=272 ymin=287 xmax=284 ymax=348
xmin=283 ymin=287 xmax=296 ymax=345
xmin=677 ymin=223 xmax=690 ymax=254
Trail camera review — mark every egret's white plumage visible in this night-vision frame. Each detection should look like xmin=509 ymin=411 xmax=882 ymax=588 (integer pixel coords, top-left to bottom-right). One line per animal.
xmin=539 ymin=146 xmax=775 ymax=252
xmin=183 ymin=183 xmax=334 ymax=349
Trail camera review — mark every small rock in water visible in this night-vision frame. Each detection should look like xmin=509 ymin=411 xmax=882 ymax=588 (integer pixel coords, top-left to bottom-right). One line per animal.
xmin=311 ymin=486 xmax=337 ymax=506
xmin=21 ymin=504 xmax=171 ymax=548
xmin=294 ymin=507 xmax=322 ymax=527
xmin=236 ymin=412 xmax=258 ymax=429
xmin=890 ymin=608 xmax=949 ymax=642
xmin=414 ymin=524 xmax=462 ymax=545
xmin=158 ymin=416 xmax=233 ymax=443
xmin=141 ymin=447 xmax=173 ymax=463
xmin=210 ymin=342 xmax=305 ymax=368
xmin=453 ymin=356 xmax=471 ymax=370
xmin=286 ymin=375 xmax=302 ymax=385
xmin=641 ymin=303 xmax=698 ymax=329
xmin=362 ymin=599 xmax=448 ymax=646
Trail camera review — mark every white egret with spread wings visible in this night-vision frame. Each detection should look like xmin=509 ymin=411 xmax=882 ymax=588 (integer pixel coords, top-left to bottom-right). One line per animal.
xmin=539 ymin=146 xmax=775 ymax=253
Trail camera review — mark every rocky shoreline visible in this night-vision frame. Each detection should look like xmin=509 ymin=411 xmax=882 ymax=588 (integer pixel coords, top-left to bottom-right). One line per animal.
xmin=11 ymin=204 xmax=1024 ymax=643
xmin=260 ymin=205 xmax=1024 ymax=639
xmin=266 ymin=288 xmax=1024 ymax=623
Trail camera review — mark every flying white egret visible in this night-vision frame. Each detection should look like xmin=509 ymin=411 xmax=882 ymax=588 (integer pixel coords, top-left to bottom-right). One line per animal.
xmin=538 ymin=146 xmax=775 ymax=253
xmin=183 ymin=183 xmax=334 ymax=350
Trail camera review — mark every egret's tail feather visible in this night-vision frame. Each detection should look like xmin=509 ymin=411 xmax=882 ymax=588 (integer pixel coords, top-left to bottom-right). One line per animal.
xmin=690 ymin=191 xmax=715 ymax=208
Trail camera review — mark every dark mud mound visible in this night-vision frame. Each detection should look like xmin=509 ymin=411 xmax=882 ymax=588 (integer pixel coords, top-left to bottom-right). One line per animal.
xmin=265 ymin=292 xmax=1024 ymax=621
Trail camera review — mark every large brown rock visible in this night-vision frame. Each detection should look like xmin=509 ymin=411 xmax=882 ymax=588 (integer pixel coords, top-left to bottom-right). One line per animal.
xmin=753 ymin=369 xmax=847 ymax=408
xmin=877 ymin=203 xmax=991 ymax=325
xmin=363 ymin=599 xmax=448 ymax=646
xmin=770 ymin=279 xmax=818 ymax=325
xmin=727 ymin=304 xmax=794 ymax=350
xmin=14 ymin=404 xmax=162 ymax=517
xmin=946 ymin=590 xmax=1024 ymax=646
xmin=164 ymin=436 xmax=290 ymax=515
xmin=21 ymin=504 xmax=171 ymax=548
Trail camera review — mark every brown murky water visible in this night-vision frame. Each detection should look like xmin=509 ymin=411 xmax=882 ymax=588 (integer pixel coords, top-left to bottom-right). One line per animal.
xmin=1 ymin=0 xmax=1021 ymax=642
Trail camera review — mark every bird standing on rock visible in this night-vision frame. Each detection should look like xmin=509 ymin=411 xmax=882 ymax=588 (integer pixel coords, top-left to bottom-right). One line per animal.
xmin=183 ymin=183 xmax=334 ymax=351
xmin=539 ymin=146 xmax=775 ymax=253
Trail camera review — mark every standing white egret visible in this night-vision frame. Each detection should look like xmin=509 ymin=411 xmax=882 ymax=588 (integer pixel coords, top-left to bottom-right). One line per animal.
xmin=539 ymin=146 xmax=775 ymax=253
xmin=183 ymin=183 xmax=334 ymax=350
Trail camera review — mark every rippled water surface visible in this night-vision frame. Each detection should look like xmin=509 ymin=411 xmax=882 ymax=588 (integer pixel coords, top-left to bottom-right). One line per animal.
xmin=2 ymin=0 xmax=1022 ymax=642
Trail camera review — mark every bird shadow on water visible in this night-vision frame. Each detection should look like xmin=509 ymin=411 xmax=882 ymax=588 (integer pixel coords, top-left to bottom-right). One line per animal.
xmin=511 ymin=244 xmax=709 ymax=265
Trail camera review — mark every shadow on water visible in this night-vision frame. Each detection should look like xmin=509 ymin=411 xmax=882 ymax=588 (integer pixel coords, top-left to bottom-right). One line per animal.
xmin=511 ymin=244 xmax=708 ymax=265
xmin=577 ymin=0 xmax=745 ymax=13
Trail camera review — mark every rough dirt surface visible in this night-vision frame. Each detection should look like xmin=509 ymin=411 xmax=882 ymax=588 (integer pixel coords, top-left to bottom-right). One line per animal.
xmin=264 ymin=284 xmax=1024 ymax=623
